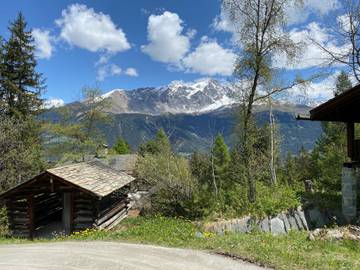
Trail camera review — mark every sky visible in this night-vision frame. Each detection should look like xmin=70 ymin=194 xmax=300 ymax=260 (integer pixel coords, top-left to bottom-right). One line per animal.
xmin=0 ymin=0 xmax=349 ymax=106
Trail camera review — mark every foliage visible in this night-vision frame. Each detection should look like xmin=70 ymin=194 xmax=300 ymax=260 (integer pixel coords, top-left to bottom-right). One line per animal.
xmin=223 ymin=0 xmax=304 ymax=202
xmin=0 ymin=116 xmax=45 ymax=191
xmin=43 ymin=87 xmax=112 ymax=164
xmin=138 ymin=128 xmax=171 ymax=156
xmin=0 ymin=13 xmax=45 ymax=191
xmin=136 ymin=130 xmax=196 ymax=216
xmin=0 ymin=207 xmax=8 ymax=237
xmin=308 ymin=72 xmax=352 ymax=192
xmin=112 ymin=137 xmax=131 ymax=154
xmin=211 ymin=134 xmax=231 ymax=193
xmin=0 ymin=12 xmax=44 ymax=118
xmin=248 ymin=182 xmax=300 ymax=217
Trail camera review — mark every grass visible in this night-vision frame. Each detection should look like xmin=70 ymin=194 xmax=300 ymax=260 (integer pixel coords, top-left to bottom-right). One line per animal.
xmin=1 ymin=216 xmax=360 ymax=270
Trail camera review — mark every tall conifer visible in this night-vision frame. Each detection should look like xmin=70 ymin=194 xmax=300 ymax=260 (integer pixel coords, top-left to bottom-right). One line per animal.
xmin=2 ymin=12 xmax=44 ymax=118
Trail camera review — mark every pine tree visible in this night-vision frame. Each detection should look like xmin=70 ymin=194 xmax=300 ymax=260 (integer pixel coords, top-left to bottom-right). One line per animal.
xmin=335 ymin=71 xmax=352 ymax=96
xmin=2 ymin=12 xmax=44 ymax=118
xmin=0 ymin=13 xmax=45 ymax=189
xmin=310 ymin=72 xmax=352 ymax=191
xmin=211 ymin=134 xmax=231 ymax=194
xmin=113 ymin=137 xmax=131 ymax=154
xmin=138 ymin=128 xmax=171 ymax=156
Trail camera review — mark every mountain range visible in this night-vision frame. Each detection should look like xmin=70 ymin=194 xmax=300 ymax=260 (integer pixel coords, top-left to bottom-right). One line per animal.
xmin=45 ymin=79 xmax=323 ymax=155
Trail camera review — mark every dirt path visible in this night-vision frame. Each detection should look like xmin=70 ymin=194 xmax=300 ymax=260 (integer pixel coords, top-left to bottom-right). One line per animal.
xmin=0 ymin=241 xmax=267 ymax=270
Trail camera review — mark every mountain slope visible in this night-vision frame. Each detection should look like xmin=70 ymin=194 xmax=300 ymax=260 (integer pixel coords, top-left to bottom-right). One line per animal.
xmin=43 ymin=79 xmax=322 ymax=155
xmin=47 ymin=106 xmax=319 ymax=155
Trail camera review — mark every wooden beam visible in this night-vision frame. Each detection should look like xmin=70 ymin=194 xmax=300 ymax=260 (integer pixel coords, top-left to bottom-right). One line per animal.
xmin=27 ymin=195 xmax=34 ymax=240
xmin=347 ymin=122 xmax=355 ymax=160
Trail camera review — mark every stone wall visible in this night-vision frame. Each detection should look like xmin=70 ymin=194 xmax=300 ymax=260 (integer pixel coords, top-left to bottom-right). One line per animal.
xmin=342 ymin=166 xmax=359 ymax=222
xmin=204 ymin=206 xmax=344 ymax=235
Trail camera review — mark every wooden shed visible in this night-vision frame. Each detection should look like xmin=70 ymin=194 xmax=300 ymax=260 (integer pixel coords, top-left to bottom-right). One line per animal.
xmin=0 ymin=160 xmax=136 ymax=238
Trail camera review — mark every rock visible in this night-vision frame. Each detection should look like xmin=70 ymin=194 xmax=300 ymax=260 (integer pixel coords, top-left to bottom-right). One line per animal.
xmin=195 ymin=231 xmax=203 ymax=238
xmin=233 ymin=217 xmax=250 ymax=233
xmin=307 ymin=232 xmax=315 ymax=241
xmin=294 ymin=211 xmax=305 ymax=230
xmin=297 ymin=207 xmax=309 ymax=231
xmin=280 ymin=213 xmax=291 ymax=232
xmin=260 ymin=217 xmax=270 ymax=232
xmin=270 ymin=217 xmax=286 ymax=234
xmin=288 ymin=214 xmax=299 ymax=230
xmin=307 ymin=208 xmax=325 ymax=228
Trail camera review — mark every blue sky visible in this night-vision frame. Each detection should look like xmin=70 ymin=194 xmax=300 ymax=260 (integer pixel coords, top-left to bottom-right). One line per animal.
xmin=0 ymin=0 xmax=348 ymax=106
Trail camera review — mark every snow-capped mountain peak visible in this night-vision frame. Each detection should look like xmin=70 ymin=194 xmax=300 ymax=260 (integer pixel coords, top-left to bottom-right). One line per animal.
xmin=101 ymin=78 xmax=318 ymax=115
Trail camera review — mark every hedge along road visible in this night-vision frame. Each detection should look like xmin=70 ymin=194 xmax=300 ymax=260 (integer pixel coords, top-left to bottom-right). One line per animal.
xmin=0 ymin=241 xmax=268 ymax=270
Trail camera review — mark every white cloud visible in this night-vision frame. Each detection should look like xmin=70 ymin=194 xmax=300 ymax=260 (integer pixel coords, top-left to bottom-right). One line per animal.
xmin=273 ymin=22 xmax=349 ymax=70
xmin=32 ymin=29 xmax=54 ymax=59
xmin=141 ymin=11 xmax=191 ymax=64
xmin=288 ymin=71 xmax=340 ymax=103
xmin=97 ymin=65 xmax=138 ymax=80
xmin=212 ymin=11 xmax=233 ymax=33
xmin=285 ymin=0 xmax=341 ymax=25
xmin=182 ymin=37 xmax=236 ymax=76
xmin=125 ymin=67 xmax=138 ymax=77
xmin=56 ymin=4 xmax=130 ymax=53
xmin=97 ymin=64 xmax=122 ymax=81
xmin=43 ymin=98 xmax=65 ymax=109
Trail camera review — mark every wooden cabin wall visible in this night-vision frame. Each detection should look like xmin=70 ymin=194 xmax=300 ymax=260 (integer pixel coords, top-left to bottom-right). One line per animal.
xmin=95 ymin=189 xmax=130 ymax=230
xmin=72 ymin=191 xmax=97 ymax=231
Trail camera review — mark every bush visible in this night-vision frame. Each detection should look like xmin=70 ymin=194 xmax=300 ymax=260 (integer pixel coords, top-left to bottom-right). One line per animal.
xmin=248 ymin=182 xmax=301 ymax=217
xmin=0 ymin=207 xmax=8 ymax=237
xmin=135 ymin=153 xmax=197 ymax=217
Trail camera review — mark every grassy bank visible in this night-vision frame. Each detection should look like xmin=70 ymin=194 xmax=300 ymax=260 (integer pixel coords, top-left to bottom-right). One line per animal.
xmin=1 ymin=216 xmax=359 ymax=270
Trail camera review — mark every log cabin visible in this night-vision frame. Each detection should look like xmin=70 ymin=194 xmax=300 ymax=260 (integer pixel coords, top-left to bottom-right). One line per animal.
xmin=0 ymin=157 xmax=138 ymax=238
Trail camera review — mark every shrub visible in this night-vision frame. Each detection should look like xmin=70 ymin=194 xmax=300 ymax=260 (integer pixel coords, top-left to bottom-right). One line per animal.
xmin=0 ymin=207 xmax=8 ymax=237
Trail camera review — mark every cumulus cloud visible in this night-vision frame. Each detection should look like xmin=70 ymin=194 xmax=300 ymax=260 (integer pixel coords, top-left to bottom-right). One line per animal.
xmin=56 ymin=4 xmax=130 ymax=53
xmin=285 ymin=0 xmax=341 ymax=25
xmin=141 ymin=11 xmax=191 ymax=63
xmin=43 ymin=98 xmax=65 ymax=109
xmin=182 ymin=37 xmax=236 ymax=76
xmin=97 ymin=64 xmax=122 ymax=81
xmin=125 ymin=67 xmax=138 ymax=77
xmin=97 ymin=65 xmax=138 ymax=81
xmin=288 ymin=71 xmax=341 ymax=103
xmin=273 ymin=22 xmax=349 ymax=70
xmin=32 ymin=29 xmax=54 ymax=59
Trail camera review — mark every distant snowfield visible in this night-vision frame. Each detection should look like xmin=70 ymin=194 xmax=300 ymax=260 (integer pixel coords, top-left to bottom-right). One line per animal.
xmin=98 ymin=78 xmax=322 ymax=115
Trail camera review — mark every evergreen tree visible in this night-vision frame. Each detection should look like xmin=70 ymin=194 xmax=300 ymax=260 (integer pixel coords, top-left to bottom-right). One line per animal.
xmin=1 ymin=12 xmax=44 ymax=118
xmin=113 ymin=137 xmax=131 ymax=154
xmin=138 ymin=128 xmax=171 ymax=156
xmin=190 ymin=151 xmax=211 ymax=186
xmin=309 ymin=72 xmax=352 ymax=191
xmin=0 ymin=13 xmax=45 ymax=189
xmin=335 ymin=71 xmax=352 ymax=96
xmin=211 ymin=134 xmax=231 ymax=194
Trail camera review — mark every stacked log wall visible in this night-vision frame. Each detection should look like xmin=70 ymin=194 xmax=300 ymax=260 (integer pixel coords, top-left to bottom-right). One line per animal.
xmin=72 ymin=192 xmax=97 ymax=231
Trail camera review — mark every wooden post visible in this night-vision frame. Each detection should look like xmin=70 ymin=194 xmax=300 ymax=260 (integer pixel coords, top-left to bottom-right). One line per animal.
xmin=70 ymin=192 xmax=74 ymax=233
xmin=27 ymin=195 xmax=34 ymax=240
xmin=347 ymin=122 xmax=355 ymax=160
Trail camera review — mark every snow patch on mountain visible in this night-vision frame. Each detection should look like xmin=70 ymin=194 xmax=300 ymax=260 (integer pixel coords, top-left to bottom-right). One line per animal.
xmin=101 ymin=78 xmax=324 ymax=115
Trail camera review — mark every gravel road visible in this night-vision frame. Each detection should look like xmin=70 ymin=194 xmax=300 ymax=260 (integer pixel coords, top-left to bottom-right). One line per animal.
xmin=0 ymin=241 xmax=267 ymax=270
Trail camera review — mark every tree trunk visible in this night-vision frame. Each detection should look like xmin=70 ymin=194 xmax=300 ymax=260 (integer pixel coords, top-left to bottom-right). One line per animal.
xmin=268 ymin=96 xmax=277 ymax=185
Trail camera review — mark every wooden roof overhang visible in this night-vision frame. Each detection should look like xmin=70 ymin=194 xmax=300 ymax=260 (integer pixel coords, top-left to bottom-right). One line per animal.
xmin=309 ymin=84 xmax=360 ymax=123
xmin=297 ymin=84 xmax=360 ymax=162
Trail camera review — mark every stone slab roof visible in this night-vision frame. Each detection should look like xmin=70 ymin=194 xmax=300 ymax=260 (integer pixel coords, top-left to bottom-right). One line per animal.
xmin=98 ymin=154 xmax=138 ymax=174
xmin=47 ymin=160 xmax=135 ymax=197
